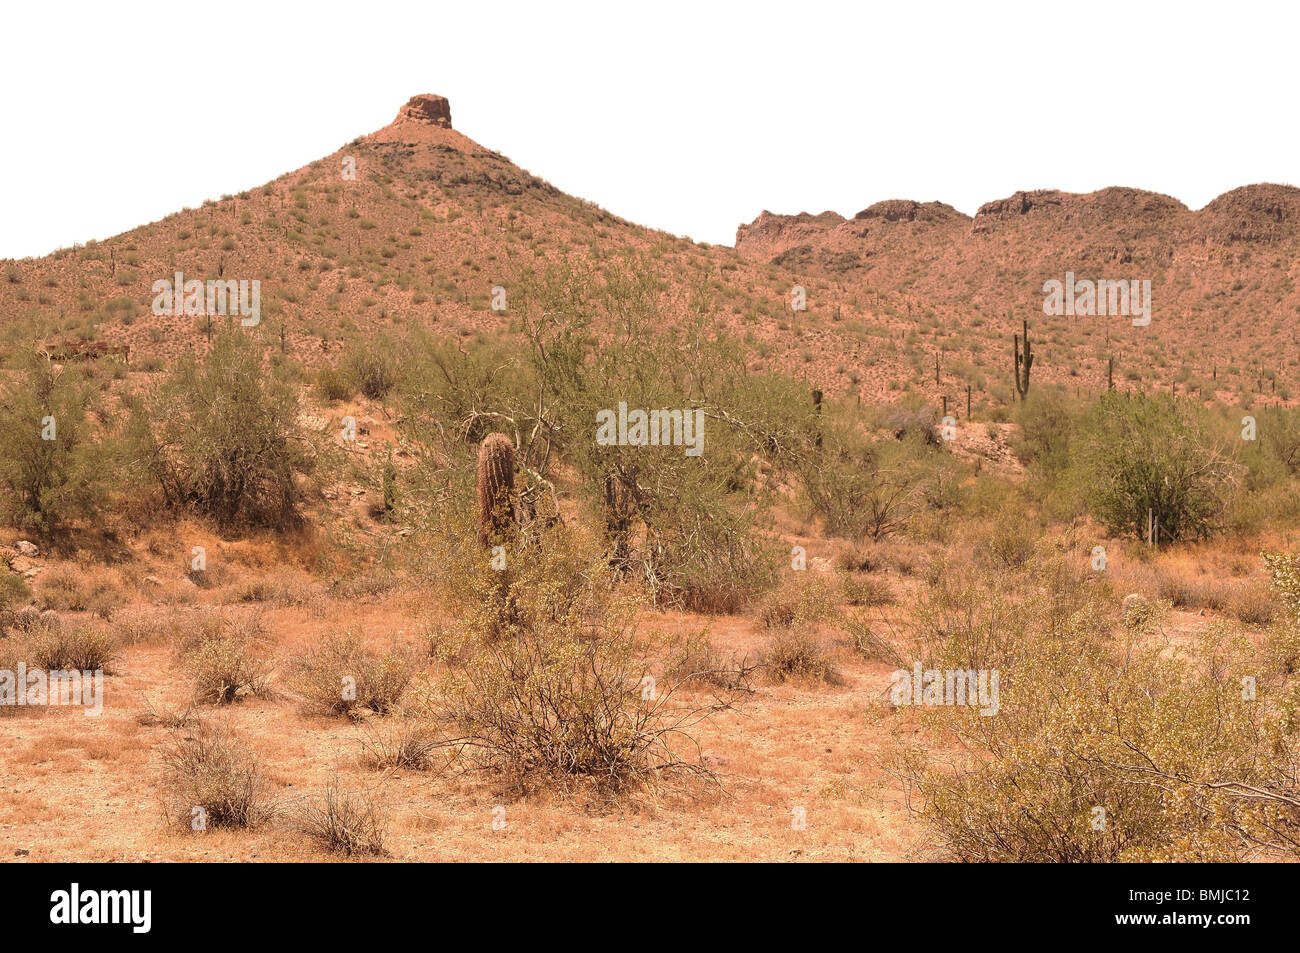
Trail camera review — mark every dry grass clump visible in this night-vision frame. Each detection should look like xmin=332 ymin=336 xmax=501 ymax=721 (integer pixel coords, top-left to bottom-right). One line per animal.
xmin=662 ymin=632 xmax=756 ymax=692
xmin=359 ymin=721 xmax=439 ymax=770
xmin=159 ymin=723 xmax=271 ymax=830
xmin=841 ymin=573 xmax=896 ymax=607
xmin=285 ymin=629 xmax=412 ymax=718
xmin=111 ymin=607 xmax=173 ymax=647
xmin=178 ymin=613 xmax=273 ymax=705
xmin=763 ymin=627 xmax=839 ymax=684
xmin=12 ymin=618 xmax=117 ymax=671
xmin=37 ymin=565 xmax=126 ymax=619
xmin=1229 ymin=580 xmax=1276 ymax=626
xmin=835 ymin=542 xmax=889 ymax=574
xmin=218 ymin=568 xmax=322 ymax=608
xmin=292 ymin=782 xmax=387 ymax=857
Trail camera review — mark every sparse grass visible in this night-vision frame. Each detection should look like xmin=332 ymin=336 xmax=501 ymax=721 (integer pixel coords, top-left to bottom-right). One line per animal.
xmin=159 ymin=723 xmax=271 ymax=830
xmin=292 ymin=782 xmax=386 ymax=857
xmin=18 ymin=619 xmax=116 ymax=672
xmin=841 ymin=573 xmax=896 ymax=607
xmin=179 ymin=614 xmax=273 ymax=705
xmin=285 ymin=629 xmax=412 ymax=718
xmin=359 ymin=721 xmax=438 ymax=770
xmin=763 ymin=628 xmax=838 ymax=684
xmin=37 ymin=566 xmax=126 ymax=618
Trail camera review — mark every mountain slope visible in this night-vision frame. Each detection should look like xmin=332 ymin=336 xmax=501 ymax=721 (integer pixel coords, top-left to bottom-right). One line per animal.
xmin=2 ymin=95 xmax=1297 ymax=409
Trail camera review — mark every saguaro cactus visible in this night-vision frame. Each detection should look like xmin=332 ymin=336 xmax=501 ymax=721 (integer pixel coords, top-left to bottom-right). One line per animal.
xmin=812 ymin=388 xmax=823 ymax=448
xmin=1013 ymin=317 xmax=1033 ymax=401
xmin=476 ymin=433 xmax=516 ymax=547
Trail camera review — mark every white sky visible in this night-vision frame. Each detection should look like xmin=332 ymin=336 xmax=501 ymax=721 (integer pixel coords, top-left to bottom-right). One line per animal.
xmin=2 ymin=0 xmax=1296 ymax=259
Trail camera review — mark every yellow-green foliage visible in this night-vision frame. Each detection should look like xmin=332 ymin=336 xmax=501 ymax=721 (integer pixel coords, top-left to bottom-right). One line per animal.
xmin=897 ymin=549 xmax=1300 ymax=861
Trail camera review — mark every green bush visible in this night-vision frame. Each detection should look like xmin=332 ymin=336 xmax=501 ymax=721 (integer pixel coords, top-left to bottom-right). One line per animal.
xmin=0 ymin=353 xmax=111 ymax=531
xmin=896 ymin=555 xmax=1300 ymax=861
xmin=130 ymin=329 xmax=317 ymax=528
xmin=1078 ymin=392 xmax=1242 ymax=541
xmin=313 ymin=365 xmax=352 ymax=402
xmin=342 ymin=335 xmax=400 ymax=400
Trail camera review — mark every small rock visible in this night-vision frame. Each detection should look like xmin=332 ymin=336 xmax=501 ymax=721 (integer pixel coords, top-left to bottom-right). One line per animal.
xmin=14 ymin=848 xmax=29 ymax=857
xmin=15 ymin=540 xmax=38 ymax=557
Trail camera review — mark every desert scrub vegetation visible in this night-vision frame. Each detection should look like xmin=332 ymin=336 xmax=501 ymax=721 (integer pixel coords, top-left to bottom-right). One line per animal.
xmin=397 ymin=259 xmax=795 ymax=613
xmin=340 ymin=333 xmax=402 ymax=400
xmin=1077 ymin=392 xmax=1242 ymax=542
xmin=0 ymin=616 xmax=116 ymax=673
xmin=894 ymin=546 xmax=1300 ymax=861
xmin=127 ymin=328 xmax=321 ymax=529
xmin=762 ymin=627 xmax=839 ymax=684
xmin=159 ymin=722 xmax=271 ymax=830
xmin=800 ymin=396 xmax=957 ymax=542
xmin=409 ymin=529 xmax=739 ymax=798
xmin=0 ymin=351 xmax=113 ymax=531
xmin=291 ymin=781 xmax=387 ymax=856
xmin=36 ymin=564 xmax=127 ymax=618
xmin=285 ymin=629 xmax=412 ymax=718
xmin=177 ymin=612 xmax=273 ymax=704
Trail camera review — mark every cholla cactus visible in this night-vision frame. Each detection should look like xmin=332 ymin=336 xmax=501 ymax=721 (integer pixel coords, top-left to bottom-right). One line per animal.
xmin=476 ymin=433 xmax=516 ymax=547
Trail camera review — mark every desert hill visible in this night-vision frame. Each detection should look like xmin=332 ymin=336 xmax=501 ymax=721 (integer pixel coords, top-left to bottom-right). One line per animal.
xmin=2 ymin=95 xmax=1298 ymax=411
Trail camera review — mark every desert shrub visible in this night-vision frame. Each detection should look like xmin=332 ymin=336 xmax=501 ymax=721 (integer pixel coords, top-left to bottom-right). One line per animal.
xmin=401 ymin=260 xmax=782 ymax=614
xmin=411 ymin=535 xmax=733 ymax=796
xmin=873 ymin=396 xmax=939 ymax=445
xmin=1077 ymin=392 xmax=1242 ymax=542
xmin=758 ymin=576 xmax=835 ymax=630
xmin=129 ymin=329 xmax=317 ymax=529
xmin=159 ymin=723 xmax=270 ymax=830
xmin=763 ymin=628 xmax=838 ymax=684
xmin=842 ymin=610 xmax=904 ymax=664
xmin=313 ymin=364 xmax=352 ymax=402
xmin=342 ymin=336 xmax=401 ymax=400
xmin=1264 ymin=551 xmax=1300 ymax=616
xmin=359 ymin=722 xmax=438 ymax=770
xmin=1257 ymin=406 xmax=1300 ymax=476
xmin=910 ymin=543 xmax=1110 ymax=672
xmin=292 ymin=782 xmax=386 ymax=856
xmin=285 ymin=629 xmax=412 ymax=717
xmin=0 ymin=352 xmax=112 ymax=531
xmin=800 ymin=447 xmax=917 ymax=541
xmin=0 ymin=568 xmax=30 ymax=616
xmin=895 ymin=623 xmax=1298 ymax=861
xmin=976 ymin=522 xmax=1035 ymax=571
xmin=662 ymin=630 xmax=755 ymax=692
xmin=897 ymin=549 xmax=1300 ymax=861
xmin=1011 ymin=385 xmax=1079 ymax=472
xmin=842 ymin=573 xmax=895 ymax=607
xmin=36 ymin=565 xmax=125 ymax=618
xmin=180 ymin=614 xmax=272 ymax=704
xmin=19 ymin=619 xmax=116 ymax=671
xmin=835 ymin=543 xmax=888 ymax=574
